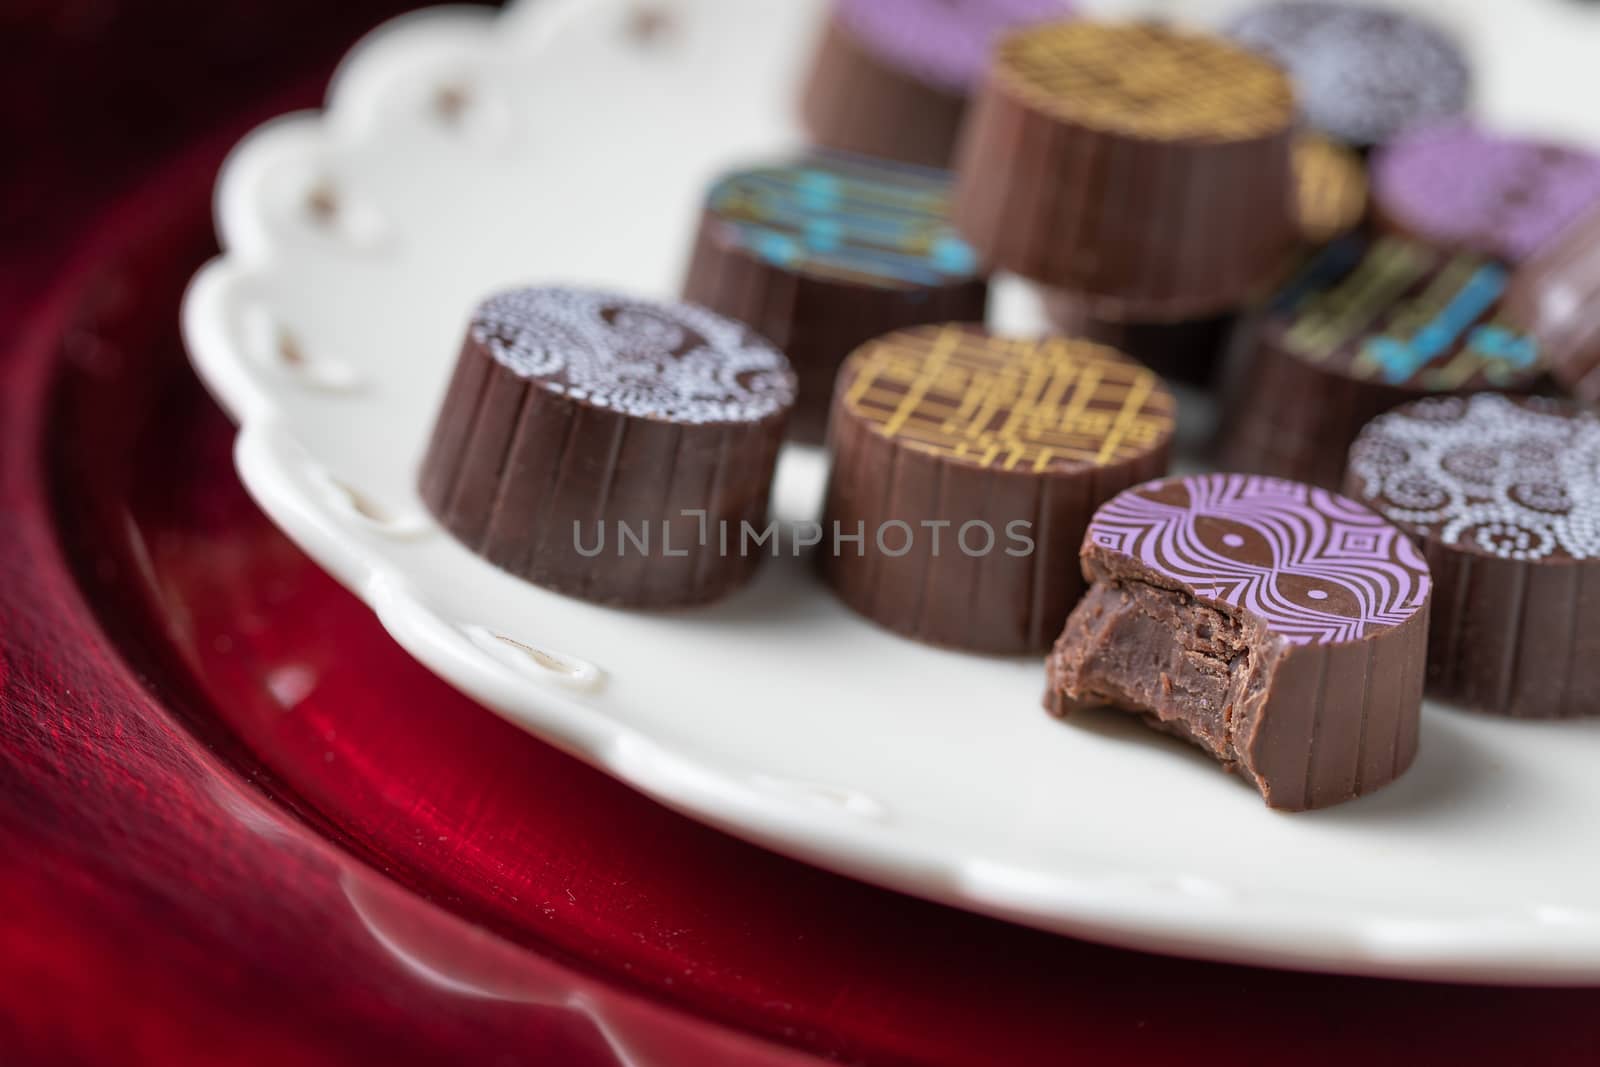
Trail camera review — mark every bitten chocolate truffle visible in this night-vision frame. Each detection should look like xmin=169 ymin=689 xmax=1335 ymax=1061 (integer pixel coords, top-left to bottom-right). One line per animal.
xmin=1227 ymin=1 xmax=1470 ymax=148
xmin=954 ymin=20 xmax=1298 ymax=313
xmin=1346 ymin=395 xmax=1600 ymax=718
xmin=682 ymin=153 xmax=988 ymax=443
xmin=1045 ymin=136 xmax=1368 ymax=387
xmin=821 ymin=325 xmax=1175 ymax=653
xmin=1373 ymin=123 xmax=1600 ymax=264
xmin=1503 ymin=203 xmax=1600 ymax=403
xmin=800 ymin=0 xmax=1074 ymax=168
xmin=1217 ymin=235 xmax=1544 ymax=488
xmin=1047 ymin=473 xmax=1433 ymax=810
xmin=419 ymin=287 xmax=796 ymax=607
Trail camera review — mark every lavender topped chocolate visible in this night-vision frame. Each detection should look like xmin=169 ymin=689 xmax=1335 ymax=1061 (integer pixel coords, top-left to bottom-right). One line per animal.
xmin=1374 ymin=123 xmax=1600 ymax=264
xmin=803 ymin=0 xmax=1075 ymax=167
xmin=835 ymin=0 xmax=1074 ymax=93
xmin=1048 ymin=474 xmax=1432 ymax=810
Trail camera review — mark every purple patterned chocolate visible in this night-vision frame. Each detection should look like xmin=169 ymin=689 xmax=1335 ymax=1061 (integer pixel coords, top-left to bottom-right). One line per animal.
xmin=1087 ymin=474 xmax=1431 ymax=645
xmin=837 ymin=0 xmax=1074 ymax=93
xmin=1374 ymin=123 xmax=1600 ymax=264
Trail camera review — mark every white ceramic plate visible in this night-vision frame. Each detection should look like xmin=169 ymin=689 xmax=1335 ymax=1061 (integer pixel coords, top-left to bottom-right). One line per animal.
xmin=183 ymin=0 xmax=1600 ymax=983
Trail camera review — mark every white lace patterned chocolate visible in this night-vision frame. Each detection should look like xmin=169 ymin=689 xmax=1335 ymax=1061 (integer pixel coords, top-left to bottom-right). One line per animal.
xmin=1350 ymin=394 xmax=1600 ymax=562
xmin=473 ymin=287 xmax=795 ymax=424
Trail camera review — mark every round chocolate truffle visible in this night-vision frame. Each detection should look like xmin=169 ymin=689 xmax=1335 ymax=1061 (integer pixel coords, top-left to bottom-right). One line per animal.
xmin=682 ymin=153 xmax=988 ymax=444
xmin=1047 ymin=473 xmax=1433 ymax=810
xmin=821 ymin=324 xmax=1176 ymax=653
xmin=1346 ymin=394 xmax=1600 ymax=718
xmin=1045 ymin=136 xmax=1368 ymax=388
xmin=1502 ymin=202 xmax=1600 ymax=403
xmin=954 ymin=20 xmax=1298 ymax=313
xmin=1217 ymin=234 xmax=1545 ymax=489
xmin=1227 ymin=1 xmax=1471 ymax=148
xmin=418 ymin=286 xmax=797 ymax=607
xmin=800 ymin=0 xmax=1074 ymax=168
xmin=1373 ymin=123 xmax=1600 ymax=265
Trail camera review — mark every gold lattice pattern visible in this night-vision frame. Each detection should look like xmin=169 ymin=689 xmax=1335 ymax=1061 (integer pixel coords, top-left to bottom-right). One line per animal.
xmin=843 ymin=327 xmax=1175 ymax=471
xmin=998 ymin=21 xmax=1294 ymax=142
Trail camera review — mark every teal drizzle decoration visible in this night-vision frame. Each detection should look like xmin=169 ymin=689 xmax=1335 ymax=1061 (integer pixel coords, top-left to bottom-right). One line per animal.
xmin=1362 ymin=263 xmax=1533 ymax=384
xmin=706 ymin=153 xmax=980 ymax=288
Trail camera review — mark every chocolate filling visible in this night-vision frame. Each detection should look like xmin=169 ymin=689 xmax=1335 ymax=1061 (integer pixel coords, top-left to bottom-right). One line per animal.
xmin=1046 ymin=565 xmax=1282 ymax=790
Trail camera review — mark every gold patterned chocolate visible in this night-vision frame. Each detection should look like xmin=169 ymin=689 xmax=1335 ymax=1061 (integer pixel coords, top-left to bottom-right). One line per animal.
xmin=1294 ymin=136 xmax=1367 ymax=244
xmin=997 ymin=21 xmax=1294 ymax=142
xmin=839 ymin=325 xmax=1176 ymax=471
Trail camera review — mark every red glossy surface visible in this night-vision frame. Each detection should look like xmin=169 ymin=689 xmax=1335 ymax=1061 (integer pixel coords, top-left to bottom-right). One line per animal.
xmin=4 ymin=7 xmax=1600 ymax=1066
xmin=5 ymin=147 xmax=824 ymax=1067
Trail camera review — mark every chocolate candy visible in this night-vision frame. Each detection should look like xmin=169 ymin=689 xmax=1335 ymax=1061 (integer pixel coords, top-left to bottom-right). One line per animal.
xmin=682 ymin=153 xmax=988 ymax=443
xmin=1346 ymin=395 xmax=1600 ymax=718
xmin=1045 ymin=136 xmax=1368 ymax=388
xmin=954 ymin=20 xmax=1297 ymax=314
xmin=1227 ymin=1 xmax=1470 ymax=148
xmin=1217 ymin=235 xmax=1544 ymax=488
xmin=1503 ymin=203 xmax=1600 ymax=402
xmin=1373 ymin=123 xmax=1600 ymax=264
xmin=821 ymin=325 xmax=1175 ymax=653
xmin=801 ymin=0 xmax=1073 ymax=167
xmin=418 ymin=287 xmax=796 ymax=607
xmin=1047 ymin=473 xmax=1432 ymax=810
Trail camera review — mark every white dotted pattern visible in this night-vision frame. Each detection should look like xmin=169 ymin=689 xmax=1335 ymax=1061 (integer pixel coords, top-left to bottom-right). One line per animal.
xmin=1350 ymin=394 xmax=1600 ymax=561
xmin=471 ymin=287 xmax=796 ymax=425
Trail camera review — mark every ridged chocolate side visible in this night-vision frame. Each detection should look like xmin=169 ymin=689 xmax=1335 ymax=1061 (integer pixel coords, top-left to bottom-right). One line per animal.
xmin=1340 ymin=479 xmax=1600 ymax=719
xmin=681 ymin=215 xmax=989 ymax=444
xmin=1247 ymin=609 xmax=1426 ymax=810
xmin=1215 ymin=338 xmax=1420 ymax=489
xmin=1037 ymin=135 xmax=1366 ymax=389
xmin=800 ymin=15 xmax=968 ymax=169
xmin=418 ymin=334 xmax=787 ymax=607
xmin=820 ymin=369 xmax=1171 ymax=654
xmin=1044 ymin=292 xmax=1235 ymax=388
xmin=1046 ymin=546 xmax=1427 ymax=810
xmin=952 ymin=73 xmax=1296 ymax=313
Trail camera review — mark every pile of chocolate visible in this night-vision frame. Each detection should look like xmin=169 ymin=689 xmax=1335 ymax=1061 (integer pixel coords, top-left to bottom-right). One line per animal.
xmin=418 ymin=1 xmax=1600 ymax=811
